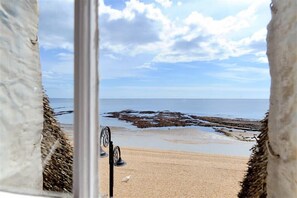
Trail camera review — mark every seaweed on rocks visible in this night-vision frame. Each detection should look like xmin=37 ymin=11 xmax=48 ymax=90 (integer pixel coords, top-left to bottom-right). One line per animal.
xmin=106 ymin=110 xmax=261 ymax=131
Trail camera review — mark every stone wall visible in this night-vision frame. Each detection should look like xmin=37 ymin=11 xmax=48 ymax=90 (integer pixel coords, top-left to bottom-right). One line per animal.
xmin=267 ymin=0 xmax=297 ymax=197
xmin=0 ymin=0 xmax=43 ymax=194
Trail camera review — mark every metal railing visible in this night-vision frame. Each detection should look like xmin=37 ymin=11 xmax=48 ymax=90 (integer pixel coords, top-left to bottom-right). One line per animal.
xmin=100 ymin=127 xmax=126 ymax=198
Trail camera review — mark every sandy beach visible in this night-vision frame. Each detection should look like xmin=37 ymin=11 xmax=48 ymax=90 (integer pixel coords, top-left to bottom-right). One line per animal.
xmin=99 ymin=147 xmax=248 ymax=198
xmin=62 ymin=124 xmax=250 ymax=197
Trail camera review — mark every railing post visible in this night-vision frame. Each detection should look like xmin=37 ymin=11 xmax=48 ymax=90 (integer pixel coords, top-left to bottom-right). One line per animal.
xmin=109 ymin=141 xmax=114 ymax=198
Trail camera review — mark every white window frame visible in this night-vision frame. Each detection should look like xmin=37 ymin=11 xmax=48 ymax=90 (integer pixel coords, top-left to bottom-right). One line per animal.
xmin=73 ymin=0 xmax=99 ymax=197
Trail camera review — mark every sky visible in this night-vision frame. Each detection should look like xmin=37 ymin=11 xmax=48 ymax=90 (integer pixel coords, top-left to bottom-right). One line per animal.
xmin=39 ymin=0 xmax=272 ymax=99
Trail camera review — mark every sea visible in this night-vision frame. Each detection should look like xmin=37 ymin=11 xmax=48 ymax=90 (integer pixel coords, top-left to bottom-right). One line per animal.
xmin=50 ymin=98 xmax=269 ymax=125
xmin=50 ymin=98 xmax=269 ymax=156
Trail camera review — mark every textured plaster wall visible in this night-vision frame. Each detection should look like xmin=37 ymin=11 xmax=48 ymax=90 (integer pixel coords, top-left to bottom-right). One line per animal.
xmin=267 ymin=0 xmax=297 ymax=197
xmin=0 ymin=0 xmax=43 ymax=193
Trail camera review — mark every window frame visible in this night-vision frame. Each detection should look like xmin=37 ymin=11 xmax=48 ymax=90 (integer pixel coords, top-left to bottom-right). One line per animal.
xmin=73 ymin=0 xmax=99 ymax=198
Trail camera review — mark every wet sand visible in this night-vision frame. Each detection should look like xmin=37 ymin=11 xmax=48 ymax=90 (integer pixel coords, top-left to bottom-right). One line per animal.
xmin=99 ymin=147 xmax=248 ymax=198
xmin=62 ymin=125 xmax=255 ymax=156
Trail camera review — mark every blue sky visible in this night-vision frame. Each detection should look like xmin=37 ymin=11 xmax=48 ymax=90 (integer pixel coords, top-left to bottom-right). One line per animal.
xmin=39 ymin=0 xmax=271 ymax=99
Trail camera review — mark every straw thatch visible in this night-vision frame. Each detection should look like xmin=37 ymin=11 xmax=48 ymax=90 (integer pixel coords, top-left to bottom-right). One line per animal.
xmin=238 ymin=113 xmax=269 ymax=198
xmin=41 ymin=94 xmax=73 ymax=193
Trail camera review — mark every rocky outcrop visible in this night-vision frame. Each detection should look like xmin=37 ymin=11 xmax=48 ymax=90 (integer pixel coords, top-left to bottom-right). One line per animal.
xmin=106 ymin=110 xmax=261 ymax=131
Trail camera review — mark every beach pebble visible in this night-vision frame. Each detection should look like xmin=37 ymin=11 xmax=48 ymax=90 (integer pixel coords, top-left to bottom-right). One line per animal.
xmin=122 ymin=175 xmax=131 ymax=183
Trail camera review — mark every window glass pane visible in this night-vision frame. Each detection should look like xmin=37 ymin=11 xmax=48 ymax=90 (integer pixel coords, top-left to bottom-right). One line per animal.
xmin=98 ymin=0 xmax=270 ymax=197
xmin=40 ymin=0 xmax=74 ymax=196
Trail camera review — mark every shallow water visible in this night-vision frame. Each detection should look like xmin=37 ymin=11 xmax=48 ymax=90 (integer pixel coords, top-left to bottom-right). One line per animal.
xmin=110 ymin=127 xmax=255 ymax=157
xmin=52 ymin=98 xmax=262 ymax=156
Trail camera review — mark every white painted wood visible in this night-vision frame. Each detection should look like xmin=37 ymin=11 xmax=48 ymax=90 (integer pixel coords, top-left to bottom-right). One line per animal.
xmin=73 ymin=0 xmax=99 ymax=197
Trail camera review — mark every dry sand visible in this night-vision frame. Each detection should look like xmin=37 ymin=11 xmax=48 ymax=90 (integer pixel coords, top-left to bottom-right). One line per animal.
xmin=99 ymin=147 xmax=248 ymax=198
xmin=61 ymin=124 xmax=249 ymax=197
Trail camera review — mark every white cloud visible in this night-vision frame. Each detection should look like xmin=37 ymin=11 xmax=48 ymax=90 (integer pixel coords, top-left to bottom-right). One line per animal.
xmin=99 ymin=0 xmax=172 ymax=57
xmin=155 ymin=0 xmax=172 ymax=8
xmin=39 ymin=0 xmax=270 ymax=83
xmin=40 ymin=35 xmax=73 ymax=51
xmin=207 ymin=63 xmax=269 ymax=82
xmin=240 ymin=28 xmax=266 ymax=43
xmin=137 ymin=62 xmax=156 ymax=70
xmin=57 ymin=53 xmax=74 ymax=61
xmin=255 ymin=51 xmax=268 ymax=63
xmin=98 ymin=0 xmax=270 ymax=66
xmin=99 ymin=49 xmax=156 ymax=80
xmin=37 ymin=0 xmax=271 ymax=99
xmin=39 ymin=0 xmax=74 ymax=51
xmin=154 ymin=2 xmax=268 ymax=63
xmin=39 ymin=0 xmax=269 ymax=64
xmin=183 ymin=9 xmax=253 ymax=36
xmin=103 ymin=53 xmax=120 ymax=60
xmin=101 ymin=85 xmax=269 ymax=99
xmin=157 ymin=6 xmax=270 ymax=63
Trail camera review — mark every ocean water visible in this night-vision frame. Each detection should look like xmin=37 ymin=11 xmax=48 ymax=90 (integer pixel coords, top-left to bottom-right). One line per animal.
xmin=49 ymin=98 xmax=269 ymax=125
xmin=49 ymin=98 xmax=268 ymax=156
